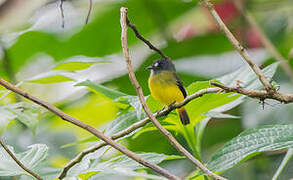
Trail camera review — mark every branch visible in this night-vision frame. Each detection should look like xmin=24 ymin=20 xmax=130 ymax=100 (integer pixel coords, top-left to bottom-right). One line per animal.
xmin=0 ymin=137 xmax=43 ymax=180
xmin=210 ymin=81 xmax=293 ymax=103
xmin=85 ymin=0 xmax=93 ymax=25
xmin=126 ymin=16 xmax=169 ymax=59
xmin=121 ymin=7 xmax=226 ymax=180
xmin=59 ymin=87 xmax=220 ymax=177
xmin=233 ymin=0 xmax=293 ymax=84
xmin=201 ymin=0 xmax=275 ymax=93
xmin=0 ymin=78 xmax=179 ymax=180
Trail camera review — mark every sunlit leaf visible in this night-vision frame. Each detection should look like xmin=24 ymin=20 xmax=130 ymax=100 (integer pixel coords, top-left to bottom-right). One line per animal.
xmin=76 ymin=80 xmax=125 ymax=99
xmin=53 ymin=56 xmax=110 ymax=71
xmin=25 ymin=71 xmax=75 ymax=84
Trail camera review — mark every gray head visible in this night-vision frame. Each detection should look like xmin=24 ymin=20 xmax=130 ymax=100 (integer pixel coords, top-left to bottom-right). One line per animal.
xmin=147 ymin=59 xmax=176 ymax=74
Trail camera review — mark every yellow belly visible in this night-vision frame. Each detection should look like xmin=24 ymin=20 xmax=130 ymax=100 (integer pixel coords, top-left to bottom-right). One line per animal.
xmin=148 ymin=71 xmax=184 ymax=105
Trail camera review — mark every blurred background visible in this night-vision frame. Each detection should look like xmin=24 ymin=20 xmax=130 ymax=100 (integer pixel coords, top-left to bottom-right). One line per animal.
xmin=0 ymin=0 xmax=293 ymax=179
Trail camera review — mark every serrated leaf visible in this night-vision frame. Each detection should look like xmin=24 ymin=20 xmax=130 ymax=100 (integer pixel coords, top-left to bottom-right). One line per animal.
xmin=76 ymin=80 xmax=125 ymax=99
xmin=217 ymin=62 xmax=279 ymax=89
xmin=120 ymin=96 xmax=146 ymax=120
xmin=53 ymin=56 xmax=110 ymax=71
xmin=67 ymin=152 xmax=182 ymax=179
xmin=25 ymin=71 xmax=74 ymax=84
xmin=97 ymin=153 xmax=182 ymax=170
xmin=83 ymin=153 xmax=183 ymax=179
xmin=105 ymin=111 xmax=140 ymax=137
xmin=206 ymin=124 xmax=293 ymax=173
xmin=0 ymin=144 xmax=48 ymax=177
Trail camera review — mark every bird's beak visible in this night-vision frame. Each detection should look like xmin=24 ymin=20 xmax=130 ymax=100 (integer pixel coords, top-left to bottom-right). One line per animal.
xmin=146 ymin=65 xmax=153 ymax=70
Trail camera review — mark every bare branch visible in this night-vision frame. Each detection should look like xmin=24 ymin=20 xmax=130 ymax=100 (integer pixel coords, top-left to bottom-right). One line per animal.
xmin=126 ymin=16 xmax=169 ymax=59
xmin=0 ymin=137 xmax=43 ymax=180
xmin=201 ymin=0 xmax=275 ymax=93
xmin=121 ymin=7 xmax=226 ymax=180
xmin=59 ymin=87 xmax=220 ymax=177
xmin=0 ymin=78 xmax=179 ymax=180
xmin=233 ymin=0 xmax=293 ymax=84
xmin=210 ymin=81 xmax=293 ymax=103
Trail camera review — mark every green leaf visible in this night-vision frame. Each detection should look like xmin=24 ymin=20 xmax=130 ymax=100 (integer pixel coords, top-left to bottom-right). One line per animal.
xmin=81 ymin=153 xmax=183 ymax=179
xmin=105 ymin=111 xmax=140 ymax=137
xmin=25 ymin=71 xmax=74 ymax=84
xmin=217 ymin=62 xmax=279 ymax=89
xmin=76 ymin=80 xmax=125 ymax=99
xmin=4 ymin=102 xmax=44 ymax=134
xmin=202 ymin=111 xmax=239 ymax=119
xmin=0 ymin=144 xmax=48 ymax=177
xmin=120 ymin=96 xmax=147 ymax=120
xmin=60 ymin=136 xmax=99 ymax=149
xmin=95 ymin=153 xmax=183 ymax=170
xmin=53 ymin=56 xmax=110 ymax=71
xmin=206 ymin=124 xmax=293 ymax=174
xmin=0 ymin=109 xmax=16 ymax=135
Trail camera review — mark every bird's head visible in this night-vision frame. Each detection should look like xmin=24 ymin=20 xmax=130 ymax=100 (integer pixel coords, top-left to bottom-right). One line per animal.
xmin=146 ymin=58 xmax=176 ymax=74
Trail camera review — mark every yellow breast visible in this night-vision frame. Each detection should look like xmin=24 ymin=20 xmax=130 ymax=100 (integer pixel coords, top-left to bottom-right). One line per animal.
xmin=148 ymin=71 xmax=184 ymax=105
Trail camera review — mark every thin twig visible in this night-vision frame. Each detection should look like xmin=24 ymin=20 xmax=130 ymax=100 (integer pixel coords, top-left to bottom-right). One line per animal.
xmin=60 ymin=0 xmax=65 ymax=28
xmin=0 ymin=78 xmax=179 ymax=180
xmin=0 ymin=137 xmax=43 ymax=180
xmin=201 ymin=0 xmax=275 ymax=93
xmin=85 ymin=0 xmax=93 ymax=25
xmin=210 ymin=81 xmax=293 ymax=103
xmin=59 ymin=87 xmax=220 ymax=177
xmin=233 ymin=0 xmax=293 ymax=84
xmin=121 ymin=7 xmax=226 ymax=180
xmin=126 ymin=17 xmax=169 ymax=59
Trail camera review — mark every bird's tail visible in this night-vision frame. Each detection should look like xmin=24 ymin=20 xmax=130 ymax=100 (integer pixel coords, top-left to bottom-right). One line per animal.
xmin=177 ymin=107 xmax=190 ymax=125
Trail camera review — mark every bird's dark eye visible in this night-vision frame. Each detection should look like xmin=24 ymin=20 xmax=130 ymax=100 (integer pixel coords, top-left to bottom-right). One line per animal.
xmin=154 ymin=62 xmax=160 ymax=67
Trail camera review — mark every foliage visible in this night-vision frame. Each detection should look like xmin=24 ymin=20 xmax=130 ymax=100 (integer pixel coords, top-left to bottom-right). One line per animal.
xmin=0 ymin=144 xmax=48 ymax=177
xmin=0 ymin=0 xmax=293 ymax=179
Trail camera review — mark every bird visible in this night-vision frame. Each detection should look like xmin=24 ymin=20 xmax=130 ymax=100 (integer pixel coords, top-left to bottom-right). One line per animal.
xmin=147 ymin=58 xmax=190 ymax=125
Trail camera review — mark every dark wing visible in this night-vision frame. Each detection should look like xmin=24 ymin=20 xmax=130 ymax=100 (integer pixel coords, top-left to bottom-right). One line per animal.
xmin=173 ymin=72 xmax=187 ymax=98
